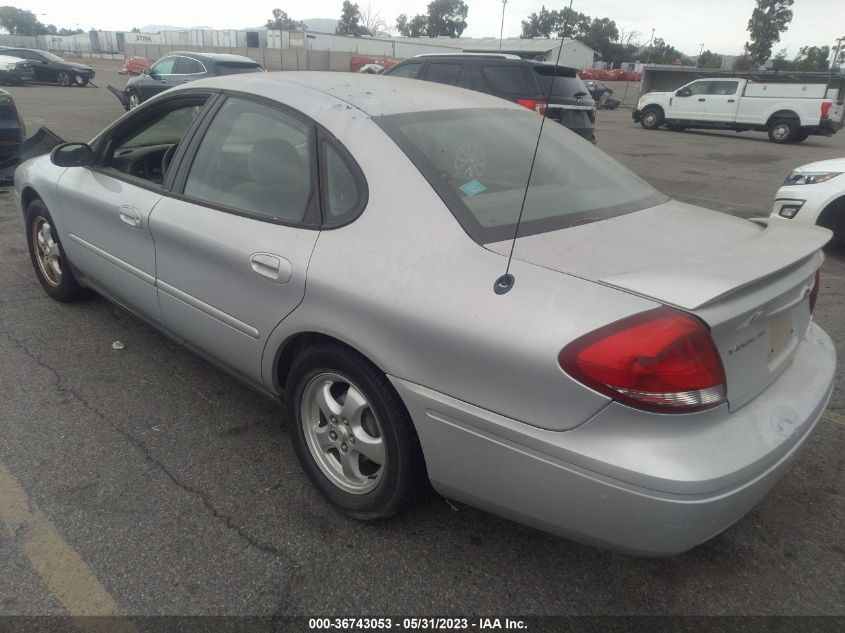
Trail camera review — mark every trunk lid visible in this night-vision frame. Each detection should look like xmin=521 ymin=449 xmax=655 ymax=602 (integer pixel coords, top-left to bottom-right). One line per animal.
xmin=487 ymin=200 xmax=831 ymax=409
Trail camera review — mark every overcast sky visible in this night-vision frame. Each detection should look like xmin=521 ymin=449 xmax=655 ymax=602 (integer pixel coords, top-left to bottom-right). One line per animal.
xmin=25 ymin=0 xmax=845 ymax=57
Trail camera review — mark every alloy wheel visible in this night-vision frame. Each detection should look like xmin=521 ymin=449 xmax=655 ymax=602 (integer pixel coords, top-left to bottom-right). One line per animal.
xmin=32 ymin=216 xmax=62 ymax=287
xmin=301 ymin=372 xmax=386 ymax=495
xmin=128 ymin=92 xmax=141 ymax=109
xmin=57 ymin=71 xmax=72 ymax=87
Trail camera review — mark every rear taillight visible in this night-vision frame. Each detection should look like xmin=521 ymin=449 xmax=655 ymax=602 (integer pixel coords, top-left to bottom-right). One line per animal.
xmin=517 ymin=99 xmax=548 ymax=116
xmin=559 ymin=307 xmax=727 ymax=413
xmin=821 ymin=102 xmax=832 ymax=120
xmin=809 ymin=270 xmax=820 ymax=313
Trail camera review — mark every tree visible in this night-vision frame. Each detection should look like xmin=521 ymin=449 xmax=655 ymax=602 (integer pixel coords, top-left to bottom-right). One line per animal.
xmin=266 ymin=8 xmax=306 ymax=31
xmin=360 ymin=3 xmax=387 ymax=36
xmin=697 ymin=49 xmax=723 ymax=69
xmin=649 ymin=37 xmax=688 ymax=65
xmin=336 ymin=1 xmax=369 ymax=36
xmin=425 ymin=0 xmax=468 ymax=37
xmin=0 ymin=6 xmax=47 ymax=35
xmin=744 ymin=0 xmax=794 ymax=66
xmin=520 ymin=6 xmax=556 ymax=38
xmin=396 ymin=0 xmax=467 ymax=38
xmin=395 ymin=13 xmax=427 ymax=37
xmin=581 ymin=17 xmax=619 ymax=62
xmin=793 ymin=45 xmax=830 ymax=71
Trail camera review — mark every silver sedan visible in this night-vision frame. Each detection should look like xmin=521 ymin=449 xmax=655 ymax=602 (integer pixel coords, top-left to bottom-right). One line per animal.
xmin=14 ymin=73 xmax=836 ymax=555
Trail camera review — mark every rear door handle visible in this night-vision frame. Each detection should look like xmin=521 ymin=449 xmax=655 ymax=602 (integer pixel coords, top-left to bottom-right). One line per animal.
xmin=727 ymin=99 xmax=736 ymax=102
xmin=118 ymin=205 xmax=141 ymax=229
xmin=250 ymin=253 xmax=292 ymax=284
xmin=698 ymin=98 xmax=706 ymax=102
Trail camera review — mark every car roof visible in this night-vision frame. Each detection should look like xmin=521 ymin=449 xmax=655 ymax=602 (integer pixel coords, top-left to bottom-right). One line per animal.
xmin=164 ymin=51 xmax=260 ymax=64
xmin=178 ymin=71 xmax=524 ymax=117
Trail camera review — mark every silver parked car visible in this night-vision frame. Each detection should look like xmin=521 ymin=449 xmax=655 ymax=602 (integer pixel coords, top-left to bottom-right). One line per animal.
xmin=14 ymin=73 xmax=836 ymax=555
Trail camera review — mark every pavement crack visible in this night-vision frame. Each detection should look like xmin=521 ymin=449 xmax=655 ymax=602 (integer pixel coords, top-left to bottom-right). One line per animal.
xmin=2 ymin=331 xmax=294 ymax=564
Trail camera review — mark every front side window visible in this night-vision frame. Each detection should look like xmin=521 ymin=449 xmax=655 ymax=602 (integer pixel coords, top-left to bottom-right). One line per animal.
xmin=684 ymin=81 xmax=712 ymax=95
xmin=105 ymin=99 xmax=208 ymax=185
xmin=152 ymin=57 xmax=176 ymax=75
xmin=376 ymin=108 xmax=666 ymax=244
xmin=183 ymin=97 xmax=315 ymax=224
xmin=388 ymin=63 xmax=422 ymax=79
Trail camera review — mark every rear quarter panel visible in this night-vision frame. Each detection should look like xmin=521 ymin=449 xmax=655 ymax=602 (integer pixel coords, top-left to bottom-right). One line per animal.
xmin=261 ymin=111 xmax=661 ymax=431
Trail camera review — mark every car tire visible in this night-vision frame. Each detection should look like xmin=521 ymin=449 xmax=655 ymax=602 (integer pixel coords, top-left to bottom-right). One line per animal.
xmin=286 ymin=343 xmax=427 ymax=520
xmin=768 ymin=118 xmax=797 ymax=144
xmin=640 ymin=107 xmax=663 ymax=130
xmin=792 ymin=130 xmax=810 ymax=143
xmin=817 ymin=197 xmax=845 ymax=242
xmin=127 ymin=90 xmax=142 ymax=110
xmin=25 ymin=199 xmax=89 ymax=302
xmin=56 ymin=71 xmax=73 ymax=88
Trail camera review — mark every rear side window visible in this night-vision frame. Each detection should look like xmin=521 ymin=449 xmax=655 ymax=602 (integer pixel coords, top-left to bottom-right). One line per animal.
xmin=533 ymin=67 xmax=588 ymax=99
xmin=481 ymin=66 xmax=529 ymax=95
xmin=184 ymin=98 xmax=315 ymax=224
xmin=710 ymin=81 xmax=739 ymax=95
xmin=174 ymin=57 xmax=205 ymax=74
xmin=215 ymin=62 xmax=263 ymax=75
xmin=389 ymin=63 xmax=422 ymax=78
xmin=424 ymin=63 xmax=466 ymax=87
xmin=321 ymin=141 xmax=366 ymax=226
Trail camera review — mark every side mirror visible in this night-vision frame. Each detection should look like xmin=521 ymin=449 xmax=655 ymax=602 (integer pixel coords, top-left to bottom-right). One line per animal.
xmin=142 ymin=67 xmax=154 ymax=77
xmin=676 ymin=88 xmax=691 ymax=97
xmin=50 ymin=143 xmax=93 ymax=168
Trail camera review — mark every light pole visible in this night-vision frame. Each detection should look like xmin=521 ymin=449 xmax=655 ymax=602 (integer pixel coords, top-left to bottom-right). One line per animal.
xmin=499 ymin=0 xmax=507 ymax=52
xmin=832 ymin=35 xmax=845 ymax=68
xmin=646 ymin=28 xmax=655 ymax=64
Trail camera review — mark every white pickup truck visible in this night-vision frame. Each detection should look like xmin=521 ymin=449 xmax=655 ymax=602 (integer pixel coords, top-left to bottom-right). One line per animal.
xmin=633 ymin=76 xmax=845 ymax=143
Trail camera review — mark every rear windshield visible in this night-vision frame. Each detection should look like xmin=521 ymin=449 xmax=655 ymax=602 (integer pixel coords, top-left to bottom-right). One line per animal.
xmin=534 ymin=67 xmax=589 ymax=99
xmin=215 ymin=62 xmax=263 ymax=75
xmin=375 ymin=108 xmax=666 ymax=243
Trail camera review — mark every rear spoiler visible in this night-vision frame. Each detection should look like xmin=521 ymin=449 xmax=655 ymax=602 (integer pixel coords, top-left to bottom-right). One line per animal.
xmin=107 ymin=85 xmax=130 ymax=111
xmin=601 ymin=218 xmax=832 ymax=310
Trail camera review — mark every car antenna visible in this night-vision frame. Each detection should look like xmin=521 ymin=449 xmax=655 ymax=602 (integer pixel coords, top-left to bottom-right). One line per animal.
xmin=494 ymin=0 xmax=574 ymax=295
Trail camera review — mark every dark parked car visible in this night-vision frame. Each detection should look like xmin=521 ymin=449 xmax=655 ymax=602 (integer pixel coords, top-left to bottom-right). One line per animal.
xmin=110 ymin=51 xmax=263 ymax=110
xmin=0 ymin=48 xmax=94 ymax=86
xmin=584 ymin=80 xmax=621 ymax=110
xmin=0 ymin=89 xmax=24 ymax=184
xmin=0 ymin=54 xmax=34 ymax=85
xmin=384 ymin=53 xmax=597 ymax=142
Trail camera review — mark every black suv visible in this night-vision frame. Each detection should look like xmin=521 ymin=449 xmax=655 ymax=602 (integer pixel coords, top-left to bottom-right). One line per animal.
xmin=384 ymin=54 xmax=596 ymax=141
xmin=0 ymin=48 xmax=94 ymax=87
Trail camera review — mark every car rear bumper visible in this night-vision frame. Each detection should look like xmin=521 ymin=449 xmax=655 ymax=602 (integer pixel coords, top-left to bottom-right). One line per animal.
xmin=390 ymin=321 xmax=835 ymax=556
xmin=0 ymin=69 xmax=34 ymax=82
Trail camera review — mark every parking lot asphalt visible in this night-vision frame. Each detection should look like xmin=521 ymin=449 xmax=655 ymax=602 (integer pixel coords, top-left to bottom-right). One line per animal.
xmin=0 ymin=68 xmax=843 ymax=618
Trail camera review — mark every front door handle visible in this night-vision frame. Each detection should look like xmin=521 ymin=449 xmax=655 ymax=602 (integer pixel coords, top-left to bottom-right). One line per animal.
xmin=698 ymin=98 xmax=706 ymax=102
xmin=250 ymin=253 xmax=292 ymax=284
xmin=727 ymin=99 xmax=736 ymax=102
xmin=118 ymin=205 xmax=141 ymax=229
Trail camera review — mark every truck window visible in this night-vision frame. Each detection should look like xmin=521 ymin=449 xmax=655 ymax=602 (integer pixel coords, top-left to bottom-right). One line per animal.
xmin=710 ymin=81 xmax=739 ymax=96
xmin=685 ymin=81 xmax=712 ymax=95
